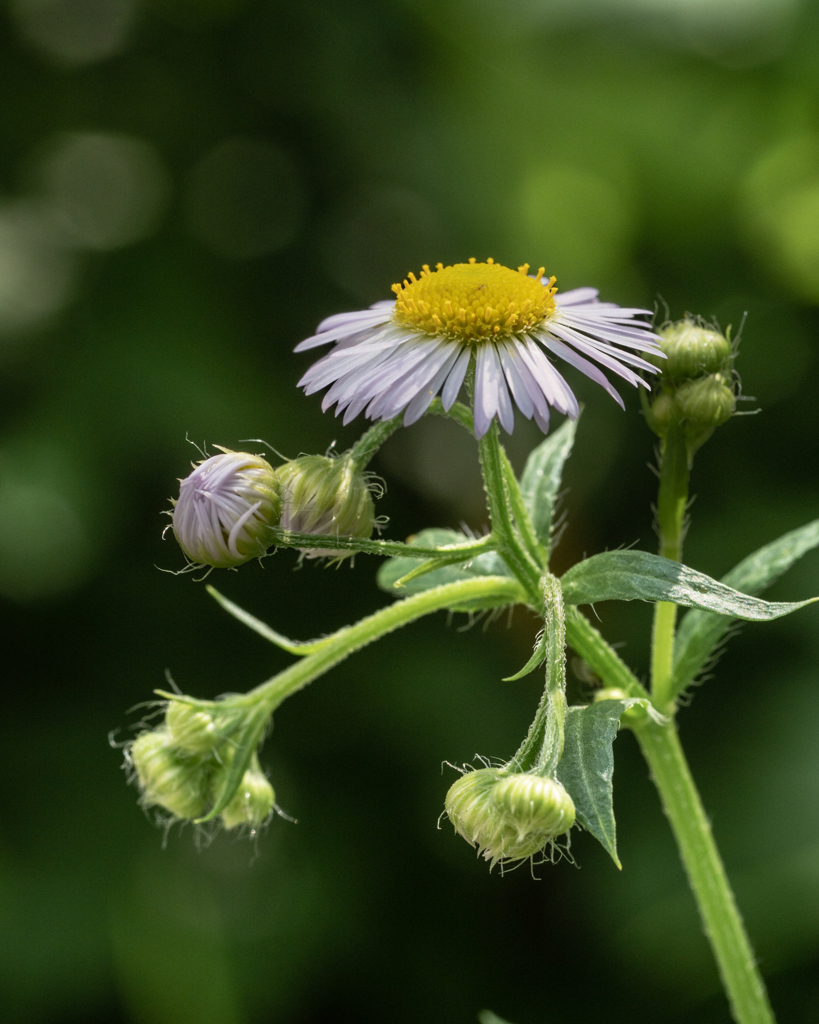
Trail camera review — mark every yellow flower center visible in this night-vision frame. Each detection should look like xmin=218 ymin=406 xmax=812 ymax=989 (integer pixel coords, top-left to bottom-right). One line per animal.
xmin=391 ymin=258 xmax=557 ymax=342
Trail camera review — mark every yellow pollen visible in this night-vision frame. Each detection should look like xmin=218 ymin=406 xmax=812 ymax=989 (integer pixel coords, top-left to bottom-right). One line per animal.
xmin=391 ymin=260 xmax=557 ymax=342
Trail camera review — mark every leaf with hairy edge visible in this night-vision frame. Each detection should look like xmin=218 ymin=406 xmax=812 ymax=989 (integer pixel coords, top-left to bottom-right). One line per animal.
xmin=208 ymin=586 xmax=333 ymax=656
xmin=557 ymin=700 xmax=628 ymax=868
xmin=560 ymin=550 xmax=817 ymax=620
xmin=376 ymin=528 xmax=513 ymax=611
xmin=672 ymin=518 xmax=819 ymax=696
xmin=196 ymin=706 xmax=270 ymax=822
xmin=519 ymin=415 xmax=578 ymax=553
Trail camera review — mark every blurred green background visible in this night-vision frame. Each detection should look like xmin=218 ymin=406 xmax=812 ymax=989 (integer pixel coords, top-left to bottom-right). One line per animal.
xmin=2 ymin=0 xmax=819 ymax=1021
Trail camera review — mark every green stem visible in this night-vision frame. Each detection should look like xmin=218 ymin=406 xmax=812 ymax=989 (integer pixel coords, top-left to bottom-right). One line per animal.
xmin=633 ymin=718 xmax=775 ymax=1024
xmin=512 ymin=575 xmax=566 ymax=776
xmin=564 ymin=606 xmax=650 ymax=700
xmin=427 ymin=397 xmax=474 ymax=433
xmin=243 ymin=575 xmax=525 ymax=712
xmin=271 ymin=530 xmax=495 ymax=561
xmin=564 ymin=607 xmax=774 ymax=1024
xmin=348 ymin=416 xmax=403 ymax=469
xmin=478 ymin=423 xmax=541 ymax=602
xmin=499 ymin=447 xmax=546 ymax=569
xmin=651 ymin=420 xmax=689 ymax=710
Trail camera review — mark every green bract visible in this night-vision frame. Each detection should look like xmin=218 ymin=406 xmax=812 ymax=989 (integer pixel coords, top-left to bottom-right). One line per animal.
xmin=276 ymin=453 xmax=375 ymax=557
xmin=445 ymin=767 xmax=575 ymax=867
xmin=130 ymin=729 xmax=212 ymax=820
xmin=651 ymin=319 xmax=731 ymax=380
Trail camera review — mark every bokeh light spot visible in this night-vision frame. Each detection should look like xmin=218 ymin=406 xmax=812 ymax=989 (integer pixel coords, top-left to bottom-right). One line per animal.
xmin=185 ymin=137 xmax=305 ymax=261
xmin=741 ymin=134 xmax=819 ymax=303
xmin=319 ymin=186 xmax=444 ymax=302
xmin=516 ymin=164 xmax=634 ymax=290
xmin=0 ymin=202 xmax=76 ymax=337
xmin=10 ymin=0 xmax=137 ymax=67
xmin=38 ymin=132 xmax=171 ymax=252
xmin=0 ymin=476 xmax=92 ymax=601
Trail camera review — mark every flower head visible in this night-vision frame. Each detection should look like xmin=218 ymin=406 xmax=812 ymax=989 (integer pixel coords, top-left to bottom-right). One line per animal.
xmin=296 ymin=259 xmax=662 ymax=438
xmin=276 ymin=453 xmax=375 ymax=558
xmin=444 ymin=766 xmax=575 ymax=867
xmin=172 ymin=448 xmax=282 ymax=568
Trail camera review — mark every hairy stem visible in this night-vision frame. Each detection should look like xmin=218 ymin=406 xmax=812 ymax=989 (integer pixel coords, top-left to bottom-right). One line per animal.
xmin=348 ymin=415 xmax=403 ymax=469
xmin=244 ymin=575 xmax=526 ymax=712
xmin=633 ymin=718 xmax=775 ymax=1024
xmin=652 ymin=420 xmax=689 ymax=710
xmin=512 ymin=575 xmax=567 ymax=775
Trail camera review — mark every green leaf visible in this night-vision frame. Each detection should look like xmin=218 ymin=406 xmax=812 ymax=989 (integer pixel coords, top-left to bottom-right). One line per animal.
xmin=208 ymin=586 xmax=334 ymax=656
xmin=560 ymin=550 xmax=817 ymax=620
xmin=196 ymin=706 xmax=270 ymax=823
xmin=376 ymin=529 xmax=513 ymax=611
xmin=673 ymin=518 xmax=819 ymax=696
xmin=557 ymin=700 xmax=628 ymax=868
xmin=519 ymin=415 xmax=578 ymax=553
xmin=502 ymin=626 xmax=547 ymax=681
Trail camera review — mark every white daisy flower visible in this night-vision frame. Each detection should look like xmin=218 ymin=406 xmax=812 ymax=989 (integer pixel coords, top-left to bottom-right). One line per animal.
xmin=295 ymin=258 xmax=663 ymax=439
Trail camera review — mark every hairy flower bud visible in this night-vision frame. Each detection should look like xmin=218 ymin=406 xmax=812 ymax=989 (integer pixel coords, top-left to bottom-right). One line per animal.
xmin=644 ymin=390 xmax=676 ymax=438
xmin=445 ymin=767 xmax=575 ymax=867
xmin=276 ymin=454 xmax=375 ymax=558
xmin=676 ymin=373 xmax=736 ymax=453
xmin=166 ymin=700 xmax=218 ymax=754
xmin=172 ymin=449 xmax=282 ymax=568
xmin=218 ymin=754 xmax=275 ymax=830
xmin=130 ymin=729 xmax=211 ymax=820
xmin=652 ymin=319 xmax=731 ymax=381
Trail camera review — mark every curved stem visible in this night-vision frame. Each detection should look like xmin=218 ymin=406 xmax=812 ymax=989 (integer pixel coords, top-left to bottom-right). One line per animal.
xmin=512 ymin=575 xmax=567 ymax=776
xmin=270 ymin=530 xmax=496 ymax=561
xmin=633 ymin=718 xmax=775 ymax=1024
xmin=564 ymin=606 xmax=649 ymax=700
xmin=348 ymin=416 xmax=403 ymax=469
xmin=244 ymin=575 xmax=526 ymax=712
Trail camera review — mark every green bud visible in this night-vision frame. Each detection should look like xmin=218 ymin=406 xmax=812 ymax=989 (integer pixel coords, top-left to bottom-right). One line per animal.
xmin=276 ymin=454 xmax=375 ymax=558
xmin=130 ymin=729 xmax=211 ymax=820
xmin=166 ymin=700 xmax=218 ymax=754
xmin=676 ymin=373 xmax=736 ymax=453
xmin=652 ymin=319 xmax=731 ymax=381
xmin=644 ymin=391 xmax=676 ymax=438
xmin=218 ymin=754 xmax=275 ymax=830
xmin=444 ymin=767 xmax=575 ymax=867
xmin=172 ymin=448 xmax=282 ymax=568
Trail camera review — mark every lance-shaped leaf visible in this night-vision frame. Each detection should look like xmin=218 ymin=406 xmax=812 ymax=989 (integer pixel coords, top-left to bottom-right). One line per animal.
xmin=672 ymin=518 xmax=819 ymax=696
xmin=196 ymin=705 xmax=270 ymax=823
xmin=560 ymin=549 xmax=817 ymax=620
xmin=208 ymin=586 xmax=337 ymax=655
xmin=557 ymin=699 xmax=629 ymax=867
xmin=377 ymin=528 xmax=513 ymax=611
xmin=519 ymin=415 xmax=578 ymax=553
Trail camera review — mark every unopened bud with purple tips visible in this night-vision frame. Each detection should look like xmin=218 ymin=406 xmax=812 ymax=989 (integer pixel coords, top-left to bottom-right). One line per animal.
xmin=172 ymin=448 xmax=281 ymax=568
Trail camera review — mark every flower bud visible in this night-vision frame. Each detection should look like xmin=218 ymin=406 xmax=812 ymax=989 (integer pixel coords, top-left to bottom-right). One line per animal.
xmin=276 ymin=454 xmax=375 ymax=558
xmin=172 ymin=449 xmax=282 ymax=568
xmin=644 ymin=390 xmax=676 ymax=438
xmin=218 ymin=754 xmax=275 ymax=830
xmin=166 ymin=700 xmax=218 ymax=754
xmin=652 ymin=319 xmax=731 ymax=381
xmin=445 ymin=767 xmax=575 ymax=867
xmin=676 ymin=373 xmax=736 ymax=453
xmin=130 ymin=729 xmax=212 ymax=820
